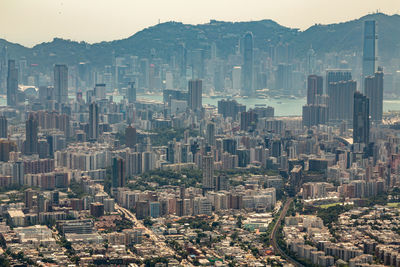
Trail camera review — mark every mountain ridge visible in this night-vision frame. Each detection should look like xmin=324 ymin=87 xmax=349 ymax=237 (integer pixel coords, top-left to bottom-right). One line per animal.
xmin=1 ymin=12 xmax=399 ymax=70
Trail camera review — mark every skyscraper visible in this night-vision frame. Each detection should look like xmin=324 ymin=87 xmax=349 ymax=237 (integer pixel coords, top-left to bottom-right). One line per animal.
xmin=326 ymin=70 xmax=354 ymax=122
xmin=306 ymin=46 xmax=316 ymax=75
xmin=217 ymin=99 xmax=246 ymax=120
xmin=302 ymin=75 xmax=328 ymax=127
xmin=276 ymin=64 xmax=293 ymax=92
xmin=54 ymin=64 xmax=68 ymax=104
xmin=112 ymin=156 xmax=126 ymax=188
xmin=307 ymin=75 xmax=323 ymax=105
xmin=125 ymin=126 xmax=137 ymax=148
xmin=188 ymin=79 xmax=202 ymax=111
xmin=12 ymin=161 xmax=24 ymax=186
xmin=365 ymin=67 xmax=383 ymax=123
xmin=240 ymin=110 xmax=258 ymax=131
xmin=302 ymin=104 xmax=328 ymax=128
xmin=127 ymin=81 xmax=136 ymax=103
xmin=242 ymin=32 xmax=253 ymax=96
xmin=0 ymin=115 xmax=7 ymax=138
xmin=7 ymin=59 xmax=18 ymax=107
xmin=202 ymin=153 xmax=214 ymax=192
xmin=206 ymin=122 xmax=216 ymax=146
xmin=232 ymin=66 xmax=241 ymax=91
xmin=25 ymin=113 xmax=38 ymax=155
xmin=353 ymin=91 xmax=370 ymax=144
xmin=89 ymin=102 xmax=99 ymax=141
xmin=0 ymin=47 xmax=7 ymax=94
xmin=94 ymin=83 xmax=106 ymax=100
xmin=362 ymin=20 xmax=377 ymax=78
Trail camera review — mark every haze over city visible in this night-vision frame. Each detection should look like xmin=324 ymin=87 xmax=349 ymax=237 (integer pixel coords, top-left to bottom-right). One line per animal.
xmin=0 ymin=0 xmax=399 ymax=46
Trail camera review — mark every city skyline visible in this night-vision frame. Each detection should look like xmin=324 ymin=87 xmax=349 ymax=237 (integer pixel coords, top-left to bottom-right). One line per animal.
xmin=0 ymin=2 xmax=400 ymax=266
xmin=0 ymin=0 xmax=398 ymax=47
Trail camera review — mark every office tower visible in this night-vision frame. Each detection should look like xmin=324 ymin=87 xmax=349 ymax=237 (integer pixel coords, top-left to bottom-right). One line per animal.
xmin=191 ymin=49 xmax=205 ymax=79
xmin=274 ymin=42 xmax=293 ymax=64
xmin=218 ymin=99 xmax=246 ymax=120
xmin=240 ymin=110 xmax=258 ymax=131
xmin=39 ymin=86 xmax=55 ymax=102
xmin=272 ymin=139 xmax=282 ymax=158
xmin=328 ymin=81 xmax=356 ymax=122
xmin=25 ymin=113 xmax=38 ymax=155
xmin=25 ymin=189 xmax=35 ymax=209
xmin=214 ymin=62 xmax=224 ymax=92
xmin=306 ymin=46 xmax=316 ymax=74
xmin=139 ymin=58 xmax=149 ymax=89
xmin=125 ymin=126 xmax=137 ymax=148
xmin=167 ymin=141 xmax=175 ymax=163
xmin=89 ymin=102 xmax=99 ymax=141
xmin=353 ymin=91 xmax=370 ymax=144
xmin=175 ymin=199 xmax=184 ymax=217
xmin=276 ymin=64 xmax=293 ymax=92
xmin=77 ymin=62 xmax=89 ymax=89
xmin=0 ymin=46 xmax=7 ymax=94
xmin=127 ymin=81 xmax=136 ymax=103
xmin=94 ymin=83 xmax=106 ymax=100
xmin=188 ymin=79 xmax=202 ymax=111
xmin=112 ymin=156 xmax=126 ymax=188
xmin=0 ymin=115 xmax=7 ymax=138
xmin=232 ymin=66 xmax=241 ymax=91
xmin=237 ymin=148 xmax=250 ymax=167
xmin=142 ymin=151 xmax=153 ymax=173
xmin=177 ymin=43 xmax=187 ymax=78
xmin=302 ymin=105 xmax=328 ymax=128
xmin=165 ymin=71 xmax=173 ymax=89
xmin=326 ymin=70 xmax=354 ymax=122
xmin=12 ymin=161 xmax=24 ymax=186
xmin=365 ymin=67 xmax=383 ymax=123
xmin=216 ymin=174 xmax=229 ymax=191
xmin=307 ymin=75 xmax=323 ymax=105
xmin=0 ymin=140 xmax=15 ymax=162
xmin=86 ymin=89 xmax=95 ymax=104
xmin=326 ymin=69 xmax=352 ymax=88
xmin=302 ymin=75 xmax=328 ymax=127
xmin=362 ymin=20 xmax=377 ymax=78
xmin=37 ymin=194 xmax=47 ymax=213
xmin=242 ymin=32 xmax=253 ymax=96
xmin=54 ymin=64 xmax=68 ymax=104
xmin=202 ymin=153 xmax=214 ymax=192
xmin=223 ymin=138 xmax=237 ymax=155
xmin=7 ymin=59 xmax=18 ymax=107
xmin=206 ymin=122 xmax=216 ymax=146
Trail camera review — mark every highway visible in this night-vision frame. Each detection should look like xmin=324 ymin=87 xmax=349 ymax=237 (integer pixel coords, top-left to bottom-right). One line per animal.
xmin=270 ymin=198 xmax=304 ymax=267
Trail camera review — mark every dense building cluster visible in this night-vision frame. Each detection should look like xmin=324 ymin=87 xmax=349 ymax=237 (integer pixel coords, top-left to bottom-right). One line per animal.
xmin=0 ymin=17 xmax=399 ymax=267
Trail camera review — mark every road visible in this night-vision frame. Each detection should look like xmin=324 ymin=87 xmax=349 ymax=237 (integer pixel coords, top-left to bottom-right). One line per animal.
xmin=270 ymin=198 xmax=304 ymax=267
xmin=115 ymin=204 xmax=176 ymax=256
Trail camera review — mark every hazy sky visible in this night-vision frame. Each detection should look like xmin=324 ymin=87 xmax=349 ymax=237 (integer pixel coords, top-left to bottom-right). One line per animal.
xmin=0 ymin=0 xmax=399 ymax=47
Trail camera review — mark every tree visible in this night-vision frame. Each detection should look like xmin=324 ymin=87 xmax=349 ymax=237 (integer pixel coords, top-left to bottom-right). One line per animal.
xmin=236 ymin=215 xmax=244 ymax=228
xmin=143 ymin=217 xmax=154 ymax=227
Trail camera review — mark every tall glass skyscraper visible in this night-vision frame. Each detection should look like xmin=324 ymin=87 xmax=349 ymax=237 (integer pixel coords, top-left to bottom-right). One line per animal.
xmin=89 ymin=102 xmax=99 ymax=141
xmin=54 ymin=64 xmax=68 ymax=104
xmin=365 ymin=67 xmax=383 ymax=123
xmin=7 ymin=59 xmax=18 ymax=107
xmin=362 ymin=20 xmax=377 ymax=78
xmin=353 ymin=91 xmax=370 ymax=144
xmin=242 ymin=32 xmax=253 ymax=96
